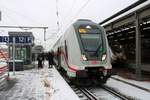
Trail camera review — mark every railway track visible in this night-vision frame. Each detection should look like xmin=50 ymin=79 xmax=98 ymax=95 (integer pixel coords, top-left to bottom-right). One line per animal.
xmin=101 ymin=85 xmax=134 ymax=100
xmin=58 ymin=69 xmax=132 ymax=99
xmin=111 ymin=76 xmax=150 ymax=93
xmin=57 ymin=67 xmax=136 ymax=100
xmin=70 ymin=84 xmax=134 ymax=100
xmin=70 ymin=85 xmax=98 ymax=100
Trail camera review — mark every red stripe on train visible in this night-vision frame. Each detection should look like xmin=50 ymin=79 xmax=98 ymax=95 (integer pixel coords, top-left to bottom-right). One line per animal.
xmin=57 ymin=51 xmax=77 ymax=72
xmin=0 ymin=66 xmax=8 ymax=74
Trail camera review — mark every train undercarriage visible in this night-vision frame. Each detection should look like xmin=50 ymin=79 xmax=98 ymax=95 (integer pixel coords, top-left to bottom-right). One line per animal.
xmin=56 ymin=64 xmax=112 ymax=86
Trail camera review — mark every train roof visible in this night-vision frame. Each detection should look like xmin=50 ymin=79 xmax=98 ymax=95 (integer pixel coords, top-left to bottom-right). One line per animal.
xmin=73 ymin=19 xmax=103 ymax=29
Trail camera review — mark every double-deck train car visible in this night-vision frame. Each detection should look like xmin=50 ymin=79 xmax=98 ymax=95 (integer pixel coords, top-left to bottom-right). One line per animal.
xmin=53 ymin=19 xmax=112 ymax=84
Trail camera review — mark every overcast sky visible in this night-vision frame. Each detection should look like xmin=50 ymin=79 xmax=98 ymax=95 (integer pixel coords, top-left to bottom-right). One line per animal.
xmin=0 ymin=0 xmax=138 ymax=50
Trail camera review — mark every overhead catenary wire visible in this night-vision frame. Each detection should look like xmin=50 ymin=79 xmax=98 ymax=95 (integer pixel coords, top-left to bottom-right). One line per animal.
xmin=0 ymin=3 xmax=44 ymax=27
xmin=69 ymin=0 xmax=91 ymax=23
xmin=1 ymin=11 xmax=33 ymax=31
xmin=63 ymin=0 xmax=91 ymax=32
xmin=56 ymin=0 xmax=60 ymax=33
xmin=0 ymin=1 xmax=60 ymax=41
xmin=53 ymin=0 xmax=91 ymax=43
xmin=55 ymin=0 xmax=66 ymax=40
xmin=0 ymin=8 xmax=20 ymax=26
xmin=63 ymin=0 xmax=77 ymax=22
xmin=52 ymin=0 xmax=92 ymax=47
xmin=0 ymin=3 xmax=49 ymax=42
xmin=0 ymin=6 xmax=39 ymax=31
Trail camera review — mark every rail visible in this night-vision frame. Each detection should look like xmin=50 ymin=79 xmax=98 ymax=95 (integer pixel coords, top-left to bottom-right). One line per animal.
xmin=79 ymin=88 xmax=98 ymax=100
xmin=111 ymin=76 xmax=150 ymax=93
xmin=102 ymin=85 xmax=134 ymax=100
xmin=70 ymin=85 xmax=99 ymax=100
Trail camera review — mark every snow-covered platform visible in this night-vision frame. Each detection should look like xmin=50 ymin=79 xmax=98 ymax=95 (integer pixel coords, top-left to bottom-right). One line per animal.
xmin=0 ymin=62 xmax=80 ymax=100
xmin=1 ymin=61 xmax=150 ymax=100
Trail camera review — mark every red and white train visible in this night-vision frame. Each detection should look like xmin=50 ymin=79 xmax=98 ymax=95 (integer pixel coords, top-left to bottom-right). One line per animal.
xmin=53 ymin=19 xmax=112 ymax=84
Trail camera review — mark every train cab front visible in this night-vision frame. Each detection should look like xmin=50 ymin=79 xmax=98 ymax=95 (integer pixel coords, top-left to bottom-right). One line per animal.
xmin=67 ymin=64 xmax=112 ymax=84
xmin=78 ymin=66 xmax=111 ymax=80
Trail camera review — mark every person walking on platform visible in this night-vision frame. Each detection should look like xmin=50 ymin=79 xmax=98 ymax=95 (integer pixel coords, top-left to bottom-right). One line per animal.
xmin=47 ymin=51 xmax=54 ymax=68
xmin=37 ymin=54 xmax=43 ymax=68
xmin=41 ymin=52 xmax=45 ymax=66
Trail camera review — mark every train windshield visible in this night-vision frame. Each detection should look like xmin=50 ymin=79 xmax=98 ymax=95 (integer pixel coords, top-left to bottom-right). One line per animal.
xmin=78 ymin=25 xmax=103 ymax=52
xmin=80 ymin=34 xmax=102 ymax=52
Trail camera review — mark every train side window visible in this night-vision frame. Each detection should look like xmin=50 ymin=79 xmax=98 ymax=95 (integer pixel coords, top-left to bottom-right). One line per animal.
xmin=65 ymin=40 xmax=68 ymax=59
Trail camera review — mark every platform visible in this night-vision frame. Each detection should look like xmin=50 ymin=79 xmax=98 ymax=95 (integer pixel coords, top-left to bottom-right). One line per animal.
xmin=0 ymin=61 xmax=80 ymax=100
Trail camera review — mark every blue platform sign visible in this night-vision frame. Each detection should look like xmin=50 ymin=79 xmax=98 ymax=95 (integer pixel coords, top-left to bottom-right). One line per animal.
xmin=0 ymin=36 xmax=33 ymax=43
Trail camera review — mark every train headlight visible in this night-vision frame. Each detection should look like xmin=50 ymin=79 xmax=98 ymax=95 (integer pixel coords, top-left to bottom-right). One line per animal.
xmin=81 ymin=54 xmax=87 ymax=61
xmin=102 ymin=54 xmax=107 ymax=61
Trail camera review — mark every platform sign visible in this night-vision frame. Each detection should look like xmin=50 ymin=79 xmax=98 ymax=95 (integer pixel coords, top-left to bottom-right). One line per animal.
xmin=0 ymin=36 xmax=33 ymax=43
xmin=0 ymin=36 xmax=9 ymax=43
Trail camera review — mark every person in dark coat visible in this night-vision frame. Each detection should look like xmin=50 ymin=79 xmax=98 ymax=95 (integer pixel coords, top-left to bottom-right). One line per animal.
xmin=41 ymin=52 xmax=45 ymax=66
xmin=37 ymin=54 xmax=43 ymax=68
xmin=47 ymin=51 xmax=54 ymax=68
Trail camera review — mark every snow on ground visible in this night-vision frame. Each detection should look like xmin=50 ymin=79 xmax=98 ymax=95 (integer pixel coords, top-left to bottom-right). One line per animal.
xmin=88 ymin=86 xmax=122 ymax=100
xmin=0 ymin=61 xmax=80 ymax=100
xmin=43 ymin=61 xmax=80 ymax=100
xmin=0 ymin=69 xmax=45 ymax=100
xmin=0 ymin=61 xmax=150 ymax=100
xmin=112 ymin=75 xmax=150 ymax=90
xmin=49 ymin=67 xmax=80 ymax=100
xmin=106 ymin=77 xmax=150 ymax=100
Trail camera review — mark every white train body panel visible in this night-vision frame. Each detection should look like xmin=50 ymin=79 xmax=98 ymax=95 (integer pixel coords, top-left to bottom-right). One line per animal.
xmin=53 ymin=20 xmax=112 ymax=82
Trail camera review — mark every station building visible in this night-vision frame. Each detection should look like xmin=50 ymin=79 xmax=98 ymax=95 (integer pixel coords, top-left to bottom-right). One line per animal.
xmin=100 ymin=1 xmax=150 ymax=73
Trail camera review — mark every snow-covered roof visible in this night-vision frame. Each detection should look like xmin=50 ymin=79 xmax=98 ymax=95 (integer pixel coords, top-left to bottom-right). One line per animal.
xmin=101 ymin=0 xmax=150 ymax=26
